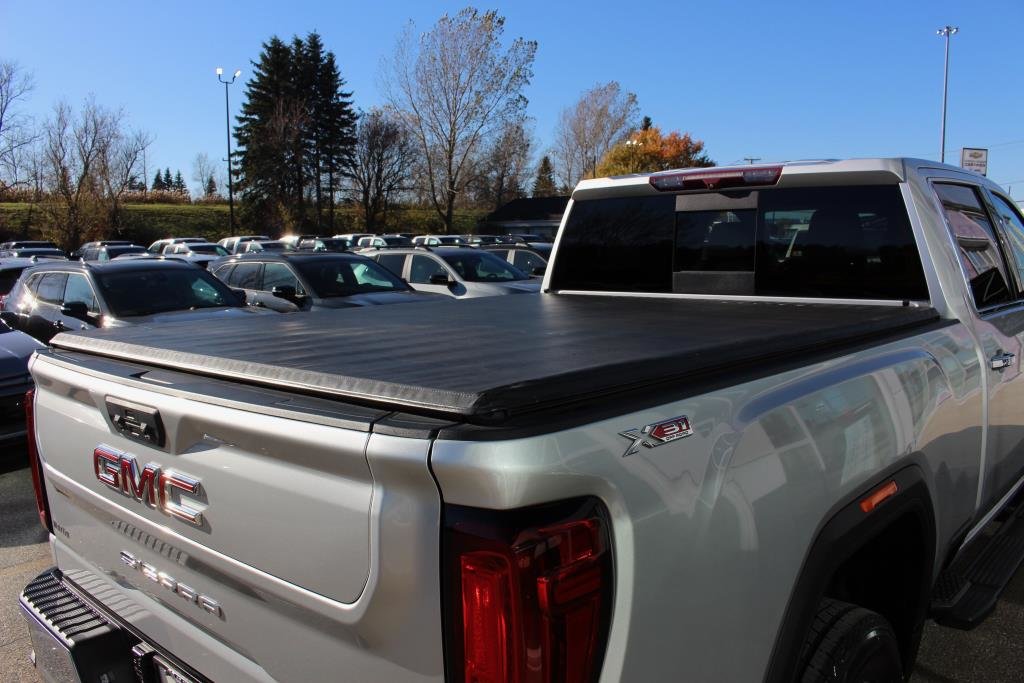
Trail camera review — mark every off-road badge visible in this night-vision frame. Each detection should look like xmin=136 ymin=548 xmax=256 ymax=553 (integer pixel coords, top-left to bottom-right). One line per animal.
xmin=619 ymin=415 xmax=694 ymax=457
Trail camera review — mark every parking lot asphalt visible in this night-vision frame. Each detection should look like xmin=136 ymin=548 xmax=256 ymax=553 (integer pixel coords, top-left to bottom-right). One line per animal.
xmin=0 ymin=453 xmax=1022 ymax=682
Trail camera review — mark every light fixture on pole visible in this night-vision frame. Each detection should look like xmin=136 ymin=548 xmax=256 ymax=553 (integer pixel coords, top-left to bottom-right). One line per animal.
xmin=216 ymin=67 xmax=242 ymax=235
xmin=937 ymin=25 xmax=958 ymax=163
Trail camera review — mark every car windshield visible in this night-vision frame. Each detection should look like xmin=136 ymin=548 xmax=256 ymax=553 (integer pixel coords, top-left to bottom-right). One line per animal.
xmin=188 ymin=244 xmax=229 ymax=255
xmin=439 ymin=251 xmax=528 ymax=282
xmin=256 ymin=242 xmax=289 ymax=251
xmin=95 ymin=267 xmax=242 ymax=317
xmin=14 ymin=249 xmax=65 ymax=258
xmin=295 ymin=257 xmax=408 ymax=297
xmin=382 ymin=236 xmax=412 ymax=247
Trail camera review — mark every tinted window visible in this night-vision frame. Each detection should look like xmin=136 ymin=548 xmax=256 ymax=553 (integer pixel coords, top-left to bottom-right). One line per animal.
xmin=551 ymin=195 xmax=676 ymax=292
xmin=189 ymin=244 xmax=229 ymax=256
xmin=229 ymin=263 xmax=262 ymax=289
xmin=410 ymin=255 xmax=448 ymax=284
xmin=512 ymin=250 xmax=547 ymax=273
xmin=63 ymin=274 xmax=97 ymax=311
xmin=294 ymin=257 xmax=407 ymax=297
xmin=212 ymin=264 xmax=234 ymax=282
xmin=990 ymin=193 xmax=1024 ymax=291
xmin=105 ymin=246 xmax=145 ymax=259
xmin=552 ymin=187 xmax=927 ymax=300
xmin=438 ymin=251 xmax=528 ymax=282
xmin=375 ymin=253 xmax=407 ymax=275
xmin=934 ymin=183 xmax=1012 ymax=309
xmin=95 ymin=268 xmax=240 ymax=316
xmin=0 ymin=267 xmax=26 ymax=294
xmin=262 ymin=263 xmax=305 ymax=295
xmin=36 ymin=273 xmax=68 ymax=304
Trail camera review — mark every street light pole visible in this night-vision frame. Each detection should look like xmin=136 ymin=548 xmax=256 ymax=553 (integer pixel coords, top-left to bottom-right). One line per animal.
xmin=216 ymin=67 xmax=242 ymax=235
xmin=937 ymin=25 xmax=958 ymax=164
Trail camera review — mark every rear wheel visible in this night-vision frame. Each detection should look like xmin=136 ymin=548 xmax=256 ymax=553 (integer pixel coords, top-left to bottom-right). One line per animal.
xmin=801 ymin=598 xmax=903 ymax=683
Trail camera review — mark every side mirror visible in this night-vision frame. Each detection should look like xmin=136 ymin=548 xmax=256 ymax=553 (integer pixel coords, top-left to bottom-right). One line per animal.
xmin=428 ymin=273 xmax=451 ymax=286
xmin=271 ymin=285 xmax=297 ymax=299
xmin=60 ymin=301 xmax=90 ymax=320
xmin=231 ymin=288 xmax=247 ymax=305
xmin=531 ymin=266 xmax=547 ymax=277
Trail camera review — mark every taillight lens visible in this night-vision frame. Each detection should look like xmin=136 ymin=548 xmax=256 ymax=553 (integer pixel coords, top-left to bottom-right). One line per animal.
xmin=444 ymin=497 xmax=613 ymax=683
xmin=24 ymin=388 xmax=52 ymax=533
xmin=649 ymin=164 xmax=783 ymax=192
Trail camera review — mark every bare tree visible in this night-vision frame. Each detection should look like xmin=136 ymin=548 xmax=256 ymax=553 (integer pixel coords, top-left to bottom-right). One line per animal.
xmin=191 ymin=152 xmax=220 ymax=197
xmin=470 ymin=119 xmax=532 ymax=210
xmin=552 ymin=81 xmax=639 ymax=189
xmin=40 ymin=98 xmax=149 ymax=247
xmin=346 ymin=108 xmax=415 ymax=231
xmin=0 ymin=61 xmax=39 ymax=193
xmin=382 ymin=8 xmax=536 ymax=231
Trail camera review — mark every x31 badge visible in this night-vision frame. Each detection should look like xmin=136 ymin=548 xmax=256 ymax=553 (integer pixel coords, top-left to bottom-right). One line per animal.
xmin=619 ymin=415 xmax=694 ymax=457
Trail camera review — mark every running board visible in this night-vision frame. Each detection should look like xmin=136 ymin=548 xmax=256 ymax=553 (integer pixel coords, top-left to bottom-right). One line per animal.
xmin=931 ymin=497 xmax=1024 ymax=630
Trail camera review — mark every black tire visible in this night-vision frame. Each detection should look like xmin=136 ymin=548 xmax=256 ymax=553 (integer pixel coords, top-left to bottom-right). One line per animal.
xmin=800 ymin=598 xmax=903 ymax=683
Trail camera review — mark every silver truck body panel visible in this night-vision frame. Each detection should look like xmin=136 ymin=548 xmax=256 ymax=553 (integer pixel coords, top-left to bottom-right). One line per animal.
xmin=30 ymin=355 xmax=444 ymax=682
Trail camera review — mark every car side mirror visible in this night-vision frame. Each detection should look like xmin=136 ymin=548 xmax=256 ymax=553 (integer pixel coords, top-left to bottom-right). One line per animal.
xmin=60 ymin=301 xmax=90 ymax=320
xmin=271 ymin=285 xmax=297 ymax=299
xmin=531 ymin=266 xmax=547 ymax=276
xmin=428 ymin=273 xmax=451 ymax=286
xmin=231 ymin=288 xmax=247 ymax=305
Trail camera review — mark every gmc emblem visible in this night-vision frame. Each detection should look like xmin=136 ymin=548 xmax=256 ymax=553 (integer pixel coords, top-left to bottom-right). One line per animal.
xmin=93 ymin=445 xmax=204 ymax=526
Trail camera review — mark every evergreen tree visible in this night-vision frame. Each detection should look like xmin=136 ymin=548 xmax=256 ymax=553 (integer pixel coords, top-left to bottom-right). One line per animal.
xmin=205 ymin=175 xmax=217 ymax=197
xmin=532 ymin=156 xmax=558 ymax=198
xmin=163 ymin=168 xmax=172 ymax=190
xmin=235 ymin=33 xmax=357 ymax=232
xmin=173 ymin=170 xmax=186 ymax=192
xmin=152 ymin=170 xmax=164 ymax=191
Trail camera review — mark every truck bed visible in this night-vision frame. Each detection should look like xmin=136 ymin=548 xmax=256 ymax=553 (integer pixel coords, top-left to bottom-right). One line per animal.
xmin=50 ymin=295 xmax=942 ymax=423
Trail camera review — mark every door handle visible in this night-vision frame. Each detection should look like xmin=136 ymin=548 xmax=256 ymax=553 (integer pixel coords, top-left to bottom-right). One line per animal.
xmin=991 ymin=352 xmax=1016 ymax=370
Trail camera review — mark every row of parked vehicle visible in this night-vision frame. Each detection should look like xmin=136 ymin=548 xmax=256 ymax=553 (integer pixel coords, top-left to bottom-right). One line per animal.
xmin=0 ymin=231 xmax=552 ymax=348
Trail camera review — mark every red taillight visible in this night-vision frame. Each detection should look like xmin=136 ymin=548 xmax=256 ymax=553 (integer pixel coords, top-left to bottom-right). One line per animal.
xmin=649 ymin=165 xmax=783 ymax=192
xmin=444 ymin=498 xmax=613 ymax=683
xmin=24 ymin=388 xmax=52 ymax=533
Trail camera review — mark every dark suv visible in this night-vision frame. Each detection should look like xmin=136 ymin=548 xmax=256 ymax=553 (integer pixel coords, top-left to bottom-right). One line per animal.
xmin=211 ymin=251 xmax=438 ymax=313
xmin=2 ymin=259 xmax=262 ymax=343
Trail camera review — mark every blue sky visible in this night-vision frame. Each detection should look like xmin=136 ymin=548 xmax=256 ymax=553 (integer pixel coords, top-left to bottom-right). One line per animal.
xmin=3 ymin=1 xmax=1023 ymax=197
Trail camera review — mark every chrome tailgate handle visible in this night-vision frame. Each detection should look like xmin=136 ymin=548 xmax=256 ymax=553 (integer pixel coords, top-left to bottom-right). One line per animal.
xmin=991 ymin=352 xmax=1016 ymax=370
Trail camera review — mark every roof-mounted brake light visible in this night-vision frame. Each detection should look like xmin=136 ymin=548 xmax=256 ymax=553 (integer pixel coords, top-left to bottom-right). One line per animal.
xmin=649 ymin=165 xmax=783 ymax=192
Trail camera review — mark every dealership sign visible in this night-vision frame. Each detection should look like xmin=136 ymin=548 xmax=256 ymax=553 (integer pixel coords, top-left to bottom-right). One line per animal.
xmin=961 ymin=148 xmax=988 ymax=176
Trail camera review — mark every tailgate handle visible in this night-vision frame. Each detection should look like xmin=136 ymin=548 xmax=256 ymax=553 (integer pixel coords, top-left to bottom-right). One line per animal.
xmin=105 ymin=397 xmax=166 ymax=448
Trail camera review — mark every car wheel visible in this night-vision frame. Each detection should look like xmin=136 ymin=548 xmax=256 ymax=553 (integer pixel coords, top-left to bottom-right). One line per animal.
xmin=801 ymin=598 xmax=903 ymax=683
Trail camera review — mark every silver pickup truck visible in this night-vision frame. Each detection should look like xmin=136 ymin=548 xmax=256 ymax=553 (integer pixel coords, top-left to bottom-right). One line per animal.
xmin=19 ymin=158 xmax=1024 ymax=682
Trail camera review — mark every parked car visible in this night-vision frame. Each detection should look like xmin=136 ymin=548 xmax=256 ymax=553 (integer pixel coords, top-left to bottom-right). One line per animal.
xmin=334 ymin=232 xmax=374 ymax=244
xmin=2 ymin=258 xmax=261 ymax=343
xmin=26 ymin=158 xmax=1024 ymax=683
xmin=80 ymin=244 xmax=147 ymax=261
xmin=364 ymin=246 xmax=540 ymax=297
xmin=411 ymin=234 xmax=467 ymax=247
xmin=356 ymin=235 xmax=413 ymax=249
xmin=296 ymin=237 xmax=349 ymax=252
xmin=146 ymin=237 xmax=206 ymax=254
xmin=464 ymin=234 xmax=515 ymax=245
xmin=482 ymin=245 xmax=548 ymax=276
xmin=0 ymin=240 xmax=59 ymax=250
xmin=0 ymin=247 xmax=67 ymax=259
xmin=278 ymin=234 xmax=322 ymax=248
xmin=237 ymin=240 xmax=293 ymax=254
xmin=218 ymin=235 xmax=271 ymax=254
xmin=0 ymin=316 xmax=41 ymax=449
xmin=161 ymin=242 xmax=230 ymax=269
xmin=70 ymin=240 xmax=134 ymax=259
xmin=210 ymin=251 xmax=437 ymax=312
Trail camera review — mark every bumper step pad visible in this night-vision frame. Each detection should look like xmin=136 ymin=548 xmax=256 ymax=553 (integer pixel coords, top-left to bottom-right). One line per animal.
xmin=931 ymin=497 xmax=1024 ymax=630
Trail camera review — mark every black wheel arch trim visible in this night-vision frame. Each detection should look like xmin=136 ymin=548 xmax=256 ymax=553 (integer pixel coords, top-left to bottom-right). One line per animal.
xmin=764 ymin=463 xmax=937 ymax=683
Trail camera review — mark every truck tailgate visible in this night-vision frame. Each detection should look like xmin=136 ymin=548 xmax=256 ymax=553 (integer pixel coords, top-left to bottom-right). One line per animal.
xmin=30 ymin=350 xmax=445 ymax=681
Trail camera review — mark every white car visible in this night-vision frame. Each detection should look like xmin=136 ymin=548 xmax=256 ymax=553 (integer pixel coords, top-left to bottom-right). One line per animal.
xmin=364 ymin=246 xmax=540 ymax=298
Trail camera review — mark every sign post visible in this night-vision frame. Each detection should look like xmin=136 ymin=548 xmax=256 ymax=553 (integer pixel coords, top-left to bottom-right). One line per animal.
xmin=961 ymin=148 xmax=989 ymax=176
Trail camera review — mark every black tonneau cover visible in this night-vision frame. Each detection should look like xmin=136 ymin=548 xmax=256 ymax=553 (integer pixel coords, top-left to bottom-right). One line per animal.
xmin=51 ymin=295 xmax=941 ymax=422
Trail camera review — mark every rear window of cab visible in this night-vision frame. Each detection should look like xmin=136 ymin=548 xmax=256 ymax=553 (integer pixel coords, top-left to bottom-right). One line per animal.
xmin=550 ymin=185 xmax=928 ymax=301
